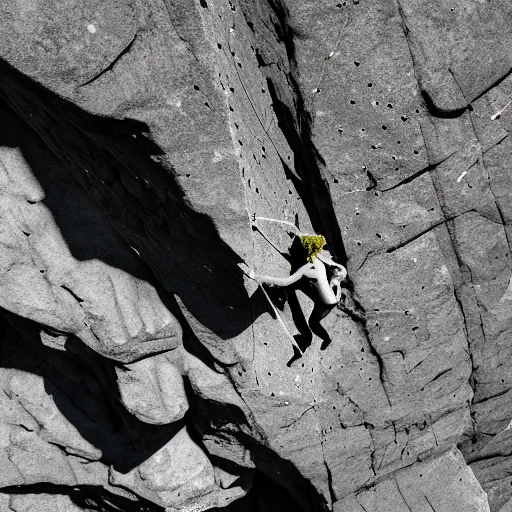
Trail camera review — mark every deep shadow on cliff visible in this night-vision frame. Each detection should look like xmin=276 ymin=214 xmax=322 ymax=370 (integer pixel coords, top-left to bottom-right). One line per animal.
xmin=0 ymin=309 xmax=184 ymax=474
xmin=0 ymin=59 xmax=261 ymax=353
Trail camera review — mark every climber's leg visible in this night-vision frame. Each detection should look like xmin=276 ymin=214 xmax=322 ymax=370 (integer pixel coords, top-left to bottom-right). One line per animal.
xmin=309 ymin=303 xmax=335 ymax=351
xmin=287 ymin=288 xmax=313 ymax=352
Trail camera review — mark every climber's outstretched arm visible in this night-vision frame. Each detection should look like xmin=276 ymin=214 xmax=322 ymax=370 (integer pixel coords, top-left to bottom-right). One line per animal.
xmin=253 ymin=216 xmax=301 ymax=236
xmin=255 ymin=263 xmax=313 ymax=287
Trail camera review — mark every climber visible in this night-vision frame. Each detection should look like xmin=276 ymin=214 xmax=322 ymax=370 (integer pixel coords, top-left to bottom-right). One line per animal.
xmin=246 ymin=217 xmax=347 ymax=353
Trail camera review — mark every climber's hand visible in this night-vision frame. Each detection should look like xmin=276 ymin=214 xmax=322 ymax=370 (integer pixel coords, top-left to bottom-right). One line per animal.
xmin=239 ymin=263 xmax=256 ymax=281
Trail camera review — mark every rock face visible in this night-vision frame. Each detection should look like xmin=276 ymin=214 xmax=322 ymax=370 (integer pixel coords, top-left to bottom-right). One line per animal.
xmin=0 ymin=0 xmax=510 ymax=511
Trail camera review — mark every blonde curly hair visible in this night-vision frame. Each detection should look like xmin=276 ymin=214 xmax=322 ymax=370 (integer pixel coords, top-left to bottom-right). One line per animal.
xmin=300 ymin=234 xmax=326 ymax=263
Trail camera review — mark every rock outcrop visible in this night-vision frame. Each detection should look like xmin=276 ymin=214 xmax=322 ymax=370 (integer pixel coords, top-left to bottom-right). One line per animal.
xmin=0 ymin=0 xmax=511 ymax=511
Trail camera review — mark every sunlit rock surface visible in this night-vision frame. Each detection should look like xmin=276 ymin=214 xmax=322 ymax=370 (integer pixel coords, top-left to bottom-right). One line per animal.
xmin=0 ymin=0 xmax=511 ymax=510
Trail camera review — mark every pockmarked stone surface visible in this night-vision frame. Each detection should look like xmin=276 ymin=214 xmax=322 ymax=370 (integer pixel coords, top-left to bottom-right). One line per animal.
xmin=0 ymin=0 xmax=510 ymax=511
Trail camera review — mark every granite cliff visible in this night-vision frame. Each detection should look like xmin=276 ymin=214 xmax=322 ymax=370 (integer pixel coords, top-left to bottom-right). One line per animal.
xmin=0 ymin=0 xmax=511 ymax=511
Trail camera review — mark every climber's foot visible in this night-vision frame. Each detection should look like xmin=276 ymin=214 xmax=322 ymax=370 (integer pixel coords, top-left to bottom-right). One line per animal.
xmin=320 ymin=337 xmax=332 ymax=351
xmin=287 ymin=345 xmax=303 ymax=367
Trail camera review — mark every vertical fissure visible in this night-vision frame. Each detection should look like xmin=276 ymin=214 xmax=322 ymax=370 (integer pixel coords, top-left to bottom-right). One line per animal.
xmin=262 ymin=1 xmax=347 ymax=266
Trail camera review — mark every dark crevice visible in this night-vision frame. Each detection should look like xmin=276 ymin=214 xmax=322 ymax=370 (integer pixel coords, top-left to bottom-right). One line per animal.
xmin=420 ymin=368 xmax=452 ymax=390
xmin=483 ymin=133 xmax=509 ymax=155
xmin=78 ymin=33 xmax=138 ymax=88
xmin=463 ymin=157 xmax=480 ymax=175
xmin=470 ymin=65 xmax=512 ymax=104
xmin=280 ymin=405 xmax=315 ymax=429
xmin=425 ymin=495 xmax=436 ymax=512
xmin=332 ymin=280 xmax=391 ymax=407
xmin=474 ymin=387 xmax=512 ymax=405
xmin=323 ymin=454 xmax=337 ymax=506
xmin=364 ymin=326 xmax=391 ymax=407
xmin=406 ymin=352 xmax=432 ymax=374
xmin=365 ymin=170 xmax=377 ymax=191
xmin=16 ymin=423 xmax=34 ymax=432
xmin=421 ymin=90 xmax=467 ymax=119
xmin=381 ymin=152 xmax=455 ymax=192
xmin=60 ymin=285 xmax=84 ymax=304
xmin=452 ymin=287 xmax=477 ymax=400
xmin=428 ymin=368 xmax=452 ymax=383
xmin=386 ymin=210 xmax=475 ymax=254
xmin=338 ymin=304 xmax=391 ymax=407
